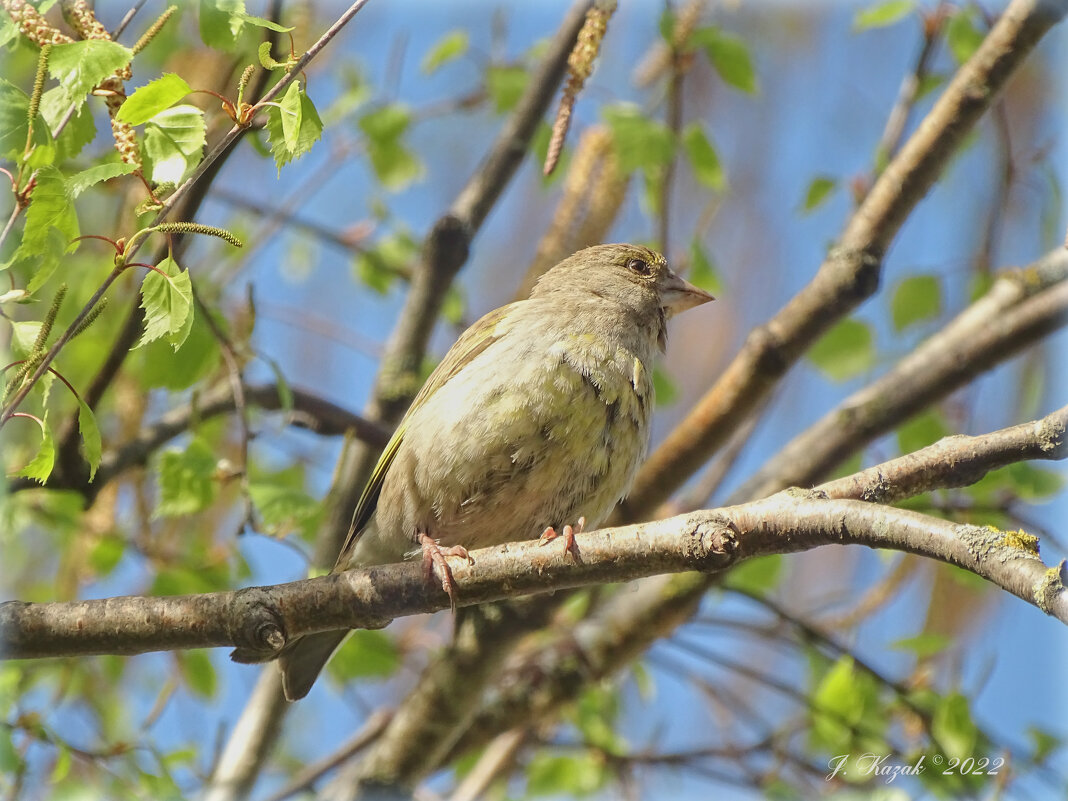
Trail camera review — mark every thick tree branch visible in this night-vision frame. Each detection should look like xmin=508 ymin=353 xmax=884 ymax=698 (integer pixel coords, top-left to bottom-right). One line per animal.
xmin=819 ymin=405 xmax=1067 ymax=503
xmin=6 ymin=405 xmax=1067 ymax=658
xmin=3 ymin=492 xmax=1063 ymax=661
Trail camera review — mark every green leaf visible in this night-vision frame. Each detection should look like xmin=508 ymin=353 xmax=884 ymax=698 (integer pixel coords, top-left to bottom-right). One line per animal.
xmin=1027 ymin=726 xmax=1062 ymax=763
xmin=891 ymin=274 xmax=941 ymax=330
xmin=0 ymin=727 xmax=21 ymax=776
xmin=265 ymin=82 xmax=323 ymax=172
xmin=353 ymin=229 xmax=417 ymax=292
xmin=136 ymin=308 xmax=220 ymax=390
xmin=603 ymin=104 xmax=675 ymax=173
xmin=359 ymin=103 xmax=411 ymax=142
xmin=13 ymin=414 xmax=55 ymax=484
xmin=117 ymin=74 xmax=193 ymax=125
xmin=681 ymin=123 xmax=725 ymax=190
xmin=725 ymin=554 xmax=783 ymax=595
xmin=0 ymin=12 xmax=17 ymax=49
xmin=143 ymin=104 xmax=206 ymax=185
xmin=258 ymin=40 xmax=285 ymax=70
xmin=39 ymin=87 xmax=96 ymax=162
xmin=156 ymin=437 xmax=218 ymax=517
xmin=261 ymin=355 xmax=293 ymax=414
xmin=526 ymin=751 xmax=606 ymax=797
xmin=234 ymin=12 xmax=293 ymax=32
xmin=574 ymin=683 xmax=624 ymax=754
xmin=13 ymin=166 xmax=78 ymax=291
xmin=176 ymin=649 xmax=217 ymax=698
xmin=485 ymin=65 xmax=529 ymax=113
xmin=946 ymin=10 xmax=985 ymax=64
xmin=801 ymin=175 xmax=837 ymax=213
xmin=688 ymin=239 xmax=723 ymax=295
xmin=328 ymin=629 xmax=401 ymax=680
xmin=77 ymin=398 xmax=102 ymax=481
xmin=932 ymin=692 xmax=978 ymax=759
xmin=807 ymin=318 xmax=875 ymax=381
xmin=854 ymin=0 xmax=915 ymax=31
xmin=278 ymin=81 xmax=305 ymax=151
xmin=200 ymin=0 xmax=246 ymax=50
xmin=916 ymin=72 xmax=946 ymax=100
xmin=248 ymin=480 xmax=321 ymax=539
xmin=88 ymin=534 xmax=126 ymax=576
xmin=49 ymin=743 xmax=71 ymax=783
xmin=652 ymin=366 xmax=678 ymax=405
xmin=10 ymin=321 xmax=43 ymax=354
xmin=136 ymin=256 xmax=194 ymax=350
xmin=0 ymin=78 xmax=51 ymax=161
xmin=658 ymin=8 xmax=677 ymax=42
xmin=152 ymin=565 xmax=231 ymax=595
xmin=896 ymin=409 xmax=949 ymax=455
xmin=357 ymin=103 xmax=423 ymax=191
xmin=809 ymin=656 xmax=885 ymax=754
xmin=692 ymin=27 xmax=758 ymax=94
xmin=441 ymin=285 xmax=466 ymax=325
xmin=890 ymin=633 xmax=950 ymax=658
xmin=68 ymin=161 xmax=137 ymax=197
xmin=1001 ymin=462 xmax=1064 ymax=501
xmin=422 ymin=30 xmax=469 ymax=74
xmin=47 ymin=40 xmax=133 ymax=111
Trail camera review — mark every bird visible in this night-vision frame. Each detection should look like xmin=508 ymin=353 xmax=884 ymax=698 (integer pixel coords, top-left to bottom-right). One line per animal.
xmin=274 ymin=243 xmax=713 ymax=701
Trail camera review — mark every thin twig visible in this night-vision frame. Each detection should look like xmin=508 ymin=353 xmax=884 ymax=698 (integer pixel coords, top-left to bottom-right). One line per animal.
xmin=257 ymin=711 xmax=393 ymax=801
xmin=658 ymin=46 xmax=684 ymax=253
xmin=110 ymin=0 xmax=149 ymax=39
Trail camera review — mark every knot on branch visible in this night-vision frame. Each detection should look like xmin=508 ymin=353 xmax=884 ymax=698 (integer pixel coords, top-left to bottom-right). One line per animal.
xmin=744 ymin=325 xmax=788 ymax=376
xmin=424 ymin=213 xmax=471 ymax=282
xmin=827 ymin=245 xmax=883 ymax=301
xmin=687 ymin=516 xmax=739 ymax=572
xmin=226 ymin=586 xmax=287 ymax=664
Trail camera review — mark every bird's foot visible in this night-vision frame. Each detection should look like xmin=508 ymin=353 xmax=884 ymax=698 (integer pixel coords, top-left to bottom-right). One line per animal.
xmin=418 ymin=533 xmax=473 ymax=611
xmin=538 ymin=516 xmax=585 ymax=559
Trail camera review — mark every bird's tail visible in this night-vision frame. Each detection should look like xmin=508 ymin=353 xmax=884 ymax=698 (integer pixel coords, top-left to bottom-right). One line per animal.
xmin=277 ymin=630 xmax=350 ymax=701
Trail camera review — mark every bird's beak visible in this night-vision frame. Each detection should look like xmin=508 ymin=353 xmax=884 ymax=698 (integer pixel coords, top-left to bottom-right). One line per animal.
xmin=661 ymin=270 xmax=715 ymax=318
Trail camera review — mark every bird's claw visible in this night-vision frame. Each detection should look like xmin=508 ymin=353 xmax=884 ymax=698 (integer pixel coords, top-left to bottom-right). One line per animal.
xmin=539 ymin=516 xmax=585 ymax=559
xmin=418 ymin=533 xmax=473 ymax=611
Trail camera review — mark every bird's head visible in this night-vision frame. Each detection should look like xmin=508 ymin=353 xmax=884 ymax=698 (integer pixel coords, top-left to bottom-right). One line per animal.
xmin=532 ymin=243 xmax=714 ymax=350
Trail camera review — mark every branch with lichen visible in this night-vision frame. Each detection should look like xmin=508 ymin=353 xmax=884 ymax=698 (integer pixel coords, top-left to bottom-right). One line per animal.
xmin=4 ymin=437 xmax=1065 ymax=658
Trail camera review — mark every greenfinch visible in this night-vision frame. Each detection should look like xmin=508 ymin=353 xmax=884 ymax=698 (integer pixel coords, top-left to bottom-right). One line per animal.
xmin=275 ymin=243 xmax=712 ymax=700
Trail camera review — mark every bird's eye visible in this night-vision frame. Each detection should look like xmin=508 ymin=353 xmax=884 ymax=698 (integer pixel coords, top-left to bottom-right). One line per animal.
xmin=626 ymin=258 xmax=652 ymax=276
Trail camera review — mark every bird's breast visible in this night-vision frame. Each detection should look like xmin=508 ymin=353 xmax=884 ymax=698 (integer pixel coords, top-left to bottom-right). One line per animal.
xmin=375 ymin=332 xmax=654 ymax=552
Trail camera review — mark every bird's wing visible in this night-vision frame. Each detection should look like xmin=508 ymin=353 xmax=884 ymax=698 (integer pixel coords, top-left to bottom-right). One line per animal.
xmin=336 ymin=303 xmax=516 ymax=562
